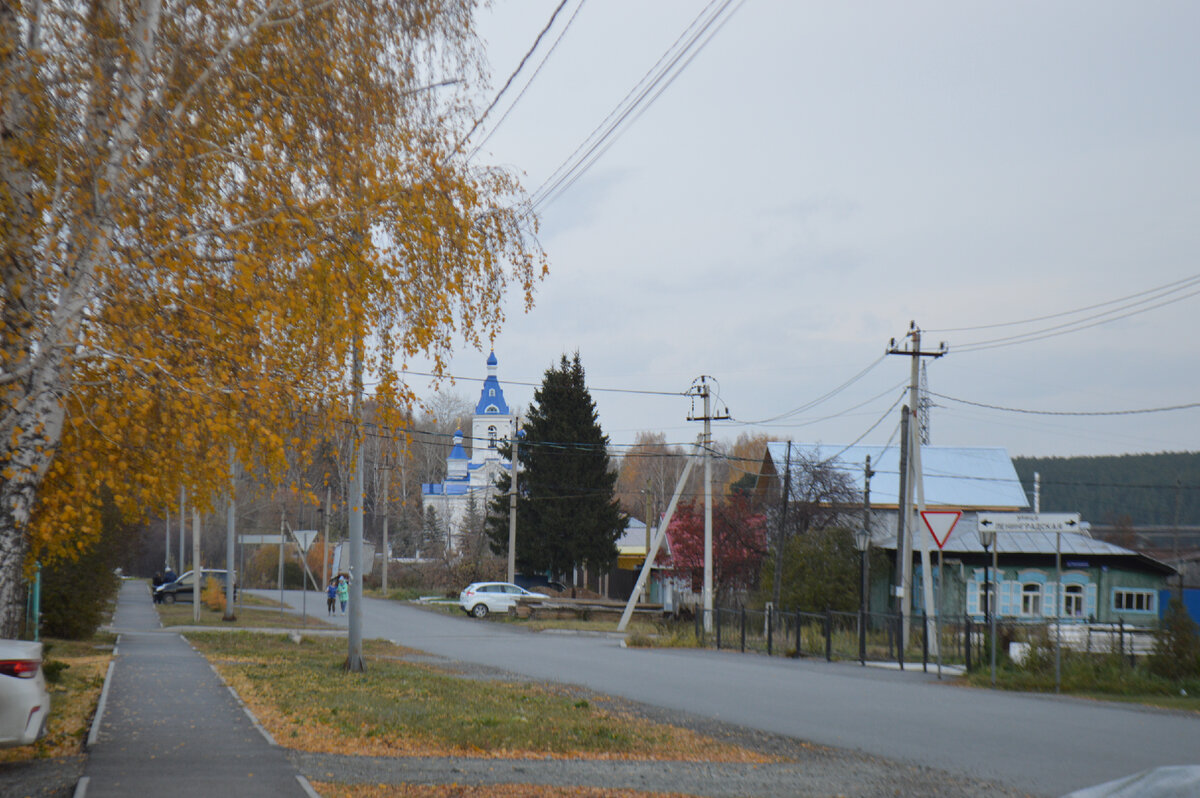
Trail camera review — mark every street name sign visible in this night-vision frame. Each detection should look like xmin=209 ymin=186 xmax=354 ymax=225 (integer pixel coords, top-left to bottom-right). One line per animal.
xmin=921 ymin=510 xmax=962 ymax=549
xmin=976 ymin=513 xmax=1081 ymax=534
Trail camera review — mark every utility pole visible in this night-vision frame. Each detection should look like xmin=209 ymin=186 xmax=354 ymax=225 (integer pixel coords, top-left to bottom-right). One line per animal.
xmin=192 ymin=507 xmax=202 ymax=623
xmin=773 ymin=442 xmax=792 ymax=610
xmin=346 ymin=342 xmax=366 ymax=672
xmin=688 ymin=376 xmax=729 ymax=632
xmin=225 ymin=447 xmax=237 ymax=620
xmin=164 ymin=505 xmax=171 ymax=572
xmin=321 ymin=485 xmax=331 ymax=592
xmin=506 ymin=418 xmax=521 ymax=584
xmin=179 ymin=486 xmax=186 ymax=579
xmin=862 ymin=455 xmax=874 ymax=614
xmin=380 ymin=451 xmax=390 ymax=596
xmin=886 ymin=323 xmax=947 ymax=646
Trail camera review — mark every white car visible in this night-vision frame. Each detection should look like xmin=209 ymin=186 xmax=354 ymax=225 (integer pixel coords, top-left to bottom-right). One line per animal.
xmin=0 ymin=639 xmax=50 ymax=748
xmin=459 ymin=582 xmax=547 ymax=618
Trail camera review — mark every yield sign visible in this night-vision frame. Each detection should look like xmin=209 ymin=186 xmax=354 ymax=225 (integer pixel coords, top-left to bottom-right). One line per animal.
xmin=921 ymin=510 xmax=962 ymax=550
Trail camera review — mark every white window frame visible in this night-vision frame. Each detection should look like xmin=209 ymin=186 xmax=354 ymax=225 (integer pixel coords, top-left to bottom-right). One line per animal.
xmin=1021 ymin=583 xmax=1042 ymax=617
xmin=1112 ymin=588 xmax=1156 ymax=614
xmin=1063 ymin=584 xmax=1084 ymax=618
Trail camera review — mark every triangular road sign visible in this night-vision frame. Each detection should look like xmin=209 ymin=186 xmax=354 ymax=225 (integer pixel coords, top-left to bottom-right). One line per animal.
xmin=921 ymin=510 xmax=962 ymax=550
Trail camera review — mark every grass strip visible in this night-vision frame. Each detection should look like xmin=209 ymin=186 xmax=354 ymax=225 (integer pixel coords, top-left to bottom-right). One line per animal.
xmin=0 ymin=635 xmax=115 ymax=762
xmin=156 ymin=598 xmax=337 ymax=630
xmin=311 ymin=783 xmax=702 ymax=798
xmin=188 ymin=631 xmax=773 ymax=762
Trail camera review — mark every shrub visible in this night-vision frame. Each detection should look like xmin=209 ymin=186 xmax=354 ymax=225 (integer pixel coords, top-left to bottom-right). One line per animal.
xmin=1149 ymin=599 xmax=1200 ymax=681
xmin=202 ymin=576 xmax=226 ymax=613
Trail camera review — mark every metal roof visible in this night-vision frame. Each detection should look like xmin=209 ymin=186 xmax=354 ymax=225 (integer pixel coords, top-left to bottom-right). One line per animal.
xmin=872 ymin=512 xmax=1176 ymax=573
xmin=764 ymin=443 xmax=1030 ymax=510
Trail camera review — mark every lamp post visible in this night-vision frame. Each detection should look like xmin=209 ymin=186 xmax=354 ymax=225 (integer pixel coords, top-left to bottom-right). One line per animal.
xmin=855 ymin=526 xmax=870 ymax=665
xmin=979 ymin=523 xmax=997 ymax=687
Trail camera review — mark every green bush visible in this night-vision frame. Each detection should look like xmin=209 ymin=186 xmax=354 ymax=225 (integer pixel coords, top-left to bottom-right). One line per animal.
xmin=1149 ymin=599 xmax=1200 ymax=681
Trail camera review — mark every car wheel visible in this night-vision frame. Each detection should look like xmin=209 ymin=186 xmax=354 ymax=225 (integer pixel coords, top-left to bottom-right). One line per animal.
xmin=470 ymin=603 xmax=488 ymax=618
xmin=162 ymin=593 xmax=176 ymax=605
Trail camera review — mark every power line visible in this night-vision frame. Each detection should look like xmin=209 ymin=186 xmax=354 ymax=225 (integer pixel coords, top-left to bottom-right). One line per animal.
xmin=926 ymin=272 xmax=1200 ymax=334
xmin=469 ymin=0 xmax=588 ymax=160
xmin=526 ymin=0 xmax=744 ymax=213
xmin=952 ymin=284 xmax=1200 ymax=352
xmin=930 ymin=392 xmax=1200 ymax=417
xmin=458 ymin=0 xmax=573 ymax=153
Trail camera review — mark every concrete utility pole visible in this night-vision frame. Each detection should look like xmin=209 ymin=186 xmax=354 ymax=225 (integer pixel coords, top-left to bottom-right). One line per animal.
xmin=178 ymin=486 xmax=186 ymax=579
xmin=164 ymin=506 xmax=171 ymax=571
xmin=225 ymin=447 xmax=237 ymax=620
xmin=507 ymin=418 xmax=521 ymax=584
xmin=862 ymin=455 xmax=874 ymax=614
xmin=688 ymin=376 xmax=729 ymax=632
xmin=380 ymin=452 xmax=390 ymax=595
xmin=322 ymin=485 xmax=331 ymax=593
xmin=894 ymin=408 xmax=911 ymax=639
xmin=886 ymin=323 xmax=946 ymax=646
xmin=346 ymin=343 xmax=366 ymax=672
xmin=192 ymin=507 xmax=201 ymax=623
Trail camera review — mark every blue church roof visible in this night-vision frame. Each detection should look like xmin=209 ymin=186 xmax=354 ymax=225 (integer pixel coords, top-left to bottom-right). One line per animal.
xmin=475 ymin=351 xmax=510 ymax=415
xmin=448 ymin=430 xmax=468 ymax=461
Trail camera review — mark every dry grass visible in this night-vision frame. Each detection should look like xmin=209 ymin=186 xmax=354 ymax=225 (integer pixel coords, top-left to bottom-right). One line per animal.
xmin=189 ymin=632 xmax=774 ymax=763
xmin=156 ymin=596 xmax=337 ymax=630
xmin=312 ymin=784 xmax=701 ymax=798
xmin=0 ymin=635 xmax=115 ymax=762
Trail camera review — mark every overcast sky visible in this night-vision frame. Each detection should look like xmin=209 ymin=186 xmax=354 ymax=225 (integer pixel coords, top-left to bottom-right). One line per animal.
xmin=407 ymin=0 xmax=1200 ymax=460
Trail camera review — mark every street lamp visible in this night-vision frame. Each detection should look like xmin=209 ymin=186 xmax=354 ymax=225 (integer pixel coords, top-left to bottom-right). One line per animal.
xmin=978 ymin=523 xmax=997 ymax=686
xmin=855 ymin=526 xmax=870 ymax=664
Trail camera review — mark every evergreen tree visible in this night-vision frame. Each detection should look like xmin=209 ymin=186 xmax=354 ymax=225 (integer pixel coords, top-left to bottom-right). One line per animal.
xmin=488 ymin=353 xmax=625 ymax=577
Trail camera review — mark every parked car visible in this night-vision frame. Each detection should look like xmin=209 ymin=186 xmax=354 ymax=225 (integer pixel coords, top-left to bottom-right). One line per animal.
xmin=0 ymin=639 xmax=50 ymax=748
xmin=459 ymin=582 xmax=547 ymax=618
xmin=154 ymin=569 xmax=238 ymax=604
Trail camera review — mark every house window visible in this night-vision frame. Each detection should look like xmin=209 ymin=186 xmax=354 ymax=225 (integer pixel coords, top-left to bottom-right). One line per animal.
xmin=1063 ymin=584 xmax=1084 ymax=618
xmin=977 ymin=581 xmax=996 ymax=615
xmin=1113 ymin=589 xmax=1156 ymax=613
xmin=1021 ymin=583 xmax=1042 ymax=616
xmin=488 ymin=426 xmax=497 ymax=449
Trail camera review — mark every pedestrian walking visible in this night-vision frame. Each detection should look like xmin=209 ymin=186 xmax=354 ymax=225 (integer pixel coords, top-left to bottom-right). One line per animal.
xmin=325 ymin=580 xmax=336 ymax=615
xmin=336 ymin=575 xmax=349 ymax=614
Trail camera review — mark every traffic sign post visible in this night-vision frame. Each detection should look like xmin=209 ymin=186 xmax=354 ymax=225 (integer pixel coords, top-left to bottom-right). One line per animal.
xmin=919 ymin=510 xmax=961 ymax=680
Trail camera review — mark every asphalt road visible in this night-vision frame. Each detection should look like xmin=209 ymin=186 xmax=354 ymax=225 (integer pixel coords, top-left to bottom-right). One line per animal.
xmin=265 ymin=590 xmax=1200 ymax=796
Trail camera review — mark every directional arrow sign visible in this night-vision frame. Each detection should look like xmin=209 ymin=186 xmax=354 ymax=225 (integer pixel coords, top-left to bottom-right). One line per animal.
xmin=921 ymin=510 xmax=962 ymax=550
xmin=976 ymin=513 xmax=1081 ymax=533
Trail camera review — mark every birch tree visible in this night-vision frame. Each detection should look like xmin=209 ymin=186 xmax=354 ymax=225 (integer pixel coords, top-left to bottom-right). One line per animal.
xmin=0 ymin=0 xmax=544 ymax=635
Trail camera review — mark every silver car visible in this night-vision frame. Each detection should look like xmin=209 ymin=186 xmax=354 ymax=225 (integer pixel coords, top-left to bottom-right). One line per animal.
xmin=0 ymin=639 xmax=50 ymax=748
xmin=459 ymin=582 xmax=547 ymax=618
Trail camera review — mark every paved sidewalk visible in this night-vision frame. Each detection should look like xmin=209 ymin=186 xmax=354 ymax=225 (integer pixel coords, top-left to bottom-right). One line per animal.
xmin=79 ymin=580 xmax=313 ymax=797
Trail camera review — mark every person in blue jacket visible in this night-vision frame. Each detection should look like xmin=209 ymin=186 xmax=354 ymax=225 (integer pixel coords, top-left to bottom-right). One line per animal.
xmin=325 ymin=580 xmax=337 ymax=615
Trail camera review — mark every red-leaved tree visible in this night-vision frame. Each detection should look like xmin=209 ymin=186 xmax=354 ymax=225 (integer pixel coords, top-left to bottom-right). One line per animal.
xmin=663 ymin=495 xmax=767 ymax=604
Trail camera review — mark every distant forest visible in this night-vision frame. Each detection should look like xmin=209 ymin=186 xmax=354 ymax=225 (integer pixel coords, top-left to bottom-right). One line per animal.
xmin=1012 ymin=451 xmax=1200 ymax=527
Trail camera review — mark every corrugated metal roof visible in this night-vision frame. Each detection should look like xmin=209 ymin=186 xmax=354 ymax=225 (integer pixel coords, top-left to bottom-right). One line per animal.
xmin=764 ymin=443 xmax=1029 ymax=510
xmin=872 ymin=512 xmax=1175 ymax=572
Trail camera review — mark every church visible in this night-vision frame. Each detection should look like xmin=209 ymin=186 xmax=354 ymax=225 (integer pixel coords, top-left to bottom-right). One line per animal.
xmin=421 ymin=352 xmax=516 ymax=552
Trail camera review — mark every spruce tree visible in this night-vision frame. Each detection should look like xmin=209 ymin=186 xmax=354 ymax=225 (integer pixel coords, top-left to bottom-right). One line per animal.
xmin=489 ymin=353 xmax=625 ymax=578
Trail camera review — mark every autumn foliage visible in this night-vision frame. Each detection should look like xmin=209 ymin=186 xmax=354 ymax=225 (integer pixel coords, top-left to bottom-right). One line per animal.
xmin=663 ymin=496 xmax=767 ymax=602
xmin=0 ymin=1 xmax=545 ymax=634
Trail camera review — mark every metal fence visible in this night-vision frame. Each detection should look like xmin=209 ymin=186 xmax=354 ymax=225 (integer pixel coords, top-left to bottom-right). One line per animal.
xmin=691 ymin=606 xmax=1159 ymax=672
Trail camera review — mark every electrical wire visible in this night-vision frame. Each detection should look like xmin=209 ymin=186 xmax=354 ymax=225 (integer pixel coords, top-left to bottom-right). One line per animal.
xmin=457 ymin=0 xmax=573 ymax=153
xmin=735 ymin=355 xmax=887 ymax=425
xmin=926 ymin=272 xmax=1200 ymax=334
xmin=469 ymin=0 xmax=588 ymax=160
xmin=525 ymin=0 xmax=745 ymax=214
xmin=930 ymin=392 xmax=1200 ymax=417
xmin=952 ymin=284 xmax=1200 ymax=353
